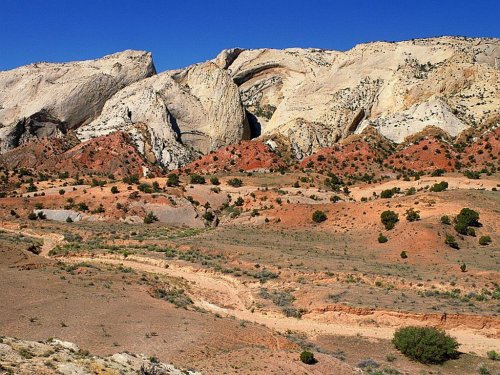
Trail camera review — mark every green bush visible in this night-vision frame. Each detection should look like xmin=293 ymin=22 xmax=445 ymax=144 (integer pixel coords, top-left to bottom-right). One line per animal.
xmin=166 ymin=173 xmax=180 ymax=187
xmin=144 ymin=212 xmax=158 ymax=224
xmin=210 ymin=176 xmax=220 ymax=186
xmin=456 ymin=208 xmax=480 ymax=227
xmin=27 ymin=212 xmax=37 ymax=220
xmin=392 ymin=326 xmax=459 ymax=364
xmin=441 ymin=215 xmax=451 ymax=225
xmin=430 ymin=181 xmax=448 ymax=192
xmin=312 ymin=210 xmax=327 ymax=223
xmin=378 ymin=233 xmax=388 ymax=243
xmin=400 ymin=251 xmax=408 ymax=259
xmin=454 ymin=221 xmax=468 ymax=235
xmin=111 ymin=186 xmax=119 ymax=194
xmin=405 ymin=208 xmax=420 ymax=222
xmin=479 ymin=236 xmax=492 ymax=246
xmin=445 ymin=233 xmax=459 ymax=249
xmin=300 ymin=350 xmax=316 ymax=365
xmin=227 ymin=178 xmax=243 ymax=187
xmin=487 ymin=350 xmax=499 ymax=361
xmin=190 ymin=174 xmax=206 ymax=184
xmin=381 ymin=210 xmax=399 ymax=230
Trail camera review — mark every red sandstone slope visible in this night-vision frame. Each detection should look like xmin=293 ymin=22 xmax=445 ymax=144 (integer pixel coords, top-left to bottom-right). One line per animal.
xmin=0 ymin=132 xmax=156 ymax=178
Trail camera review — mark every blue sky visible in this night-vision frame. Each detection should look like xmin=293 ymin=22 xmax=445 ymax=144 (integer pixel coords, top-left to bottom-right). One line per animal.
xmin=1 ymin=0 xmax=498 ymax=72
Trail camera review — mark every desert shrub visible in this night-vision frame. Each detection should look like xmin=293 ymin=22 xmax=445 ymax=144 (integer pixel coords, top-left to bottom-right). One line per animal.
xmin=166 ymin=173 xmax=180 ymax=187
xmin=466 ymin=227 xmax=476 ymax=237
xmin=111 ymin=186 xmax=119 ymax=194
xmin=454 ymin=221 xmax=469 ymax=235
xmin=463 ymin=170 xmax=480 ymax=179
xmin=405 ymin=208 xmax=420 ymax=222
xmin=66 ymin=217 xmax=73 ymax=223
xmin=479 ymin=236 xmax=492 ymax=246
xmin=460 ymin=263 xmax=467 ymax=272
xmin=227 ymin=178 xmax=243 ymax=187
xmin=27 ymin=212 xmax=37 ymax=220
xmin=381 ymin=210 xmax=399 ymax=230
xmin=189 ymin=174 xmax=206 ymax=184
xmin=144 ymin=212 xmax=158 ymax=224
xmin=202 ymin=211 xmax=215 ymax=222
xmin=392 ymin=326 xmax=459 ymax=364
xmin=210 ymin=176 xmax=220 ymax=185
xmin=234 ymin=197 xmax=244 ymax=206
xmin=138 ymin=183 xmax=153 ymax=193
xmin=123 ymin=175 xmax=139 ymax=185
xmin=441 ymin=215 xmax=451 ymax=225
xmin=430 ymin=181 xmax=448 ymax=192
xmin=381 ymin=188 xmax=399 ymax=199
xmin=400 ymin=251 xmax=408 ymax=259
xmin=445 ymin=233 xmax=459 ymax=249
xmin=487 ymin=350 xmax=499 ymax=361
xmin=312 ymin=210 xmax=327 ymax=223
xmin=59 ymin=189 xmax=65 ymax=195
xmin=300 ymin=350 xmax=316 ymax=365
xmin=456 ymin=208 xmax=480 ymax=227
xmin=378 ymin=233 xmax=388 ymax=243
xmin=431 ymin=169 xmax=445 ymax=177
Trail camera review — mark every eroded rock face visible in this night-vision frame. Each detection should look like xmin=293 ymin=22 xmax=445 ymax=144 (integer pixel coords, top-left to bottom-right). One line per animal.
xmin=1 ymin=37 xmax=498 ymax=166
xmin=77 ymin=62 xmax=250 ymax=169
xmin=0 ymin=50 xmax=156 ymax=152
xmin=219 ymin=37 xmax=500 ymax=156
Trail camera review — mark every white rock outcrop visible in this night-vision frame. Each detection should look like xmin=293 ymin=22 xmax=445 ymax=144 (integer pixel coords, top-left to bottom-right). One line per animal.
xmin=77 ymin=61 xmax=250 ymax=169
xmin=0 ymin=50 xmax=155 ymax=152
xmin=219 ymin=37 xmax=500 ymax=156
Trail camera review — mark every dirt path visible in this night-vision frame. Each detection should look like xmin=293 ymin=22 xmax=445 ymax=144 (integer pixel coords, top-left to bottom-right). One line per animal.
xmin=0 ymin=223 xmax=64 ymax=256
xmin=63 ymin=253 xmax=499 ymax=356
xmin=2 ymin=223 xmax=499 ymax=356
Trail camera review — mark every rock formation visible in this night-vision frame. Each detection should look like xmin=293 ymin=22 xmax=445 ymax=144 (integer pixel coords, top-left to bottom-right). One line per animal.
xmin=76 ymin=62 xmax=250 ymax=169
xmin=0 ymin=50 xmax=156 ymax=152
xmin=0 ymin=37 xmax=498 ymax=166
xmin=219 ymin=37 xmax=499 ymax=157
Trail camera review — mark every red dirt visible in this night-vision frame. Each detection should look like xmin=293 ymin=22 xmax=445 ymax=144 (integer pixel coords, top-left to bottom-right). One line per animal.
xmin=180 ymin=140 xmax=287 ymax=174
xmin=0 ymin=131 xmax=157 ymax=178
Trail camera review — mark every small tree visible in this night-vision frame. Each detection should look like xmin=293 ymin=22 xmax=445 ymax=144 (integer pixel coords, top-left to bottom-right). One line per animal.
xmin=210 ymin=176 xmax=220 ymax=186
xmin=456 ymin=208 xmax=480 ymax=227
xmin=393 ymin=326 xmax=459 ymax=364
xmin=166 ymin=173 xmax=180 ymax=187
xmin=111 ymin=186 xmax=119 ymax=194
xmin=479 ymin=235 xmax=492 ymax=246
xmin=27 ymin=212 xmax=37 ymax=220
xmin=381 ymin=210 xmax=399 ymax=230
xmin=234 ymin=197 xmax=244 ymax=206
xmin=190 ymin=174 xmax=205 ymax=184
xmin=460 ymin=263 xmax=467 ymax=272
xmin=405 ymin=208 xmax=420 ymax=222
xmin=400 ymin=251 xmax=408 ymax=259
xmin=312 ymin=210 xmax=327 ymax=223
xmin=445 ymin=233 xmax=459 ymax=249
xmin=430 ymin=181 xmax=448 ymax=192
xmin=300 ymin=350 xmax=316 ymax=365
xmin=227 ymin=178 xmax=243 ymax=187
xmin=144 ymin=212 xmax=158 ymax=224
xmin=441 ymin=215 xmax=451 ymax=225
xmin=378 ymin=233 xmax=388 ymax=243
